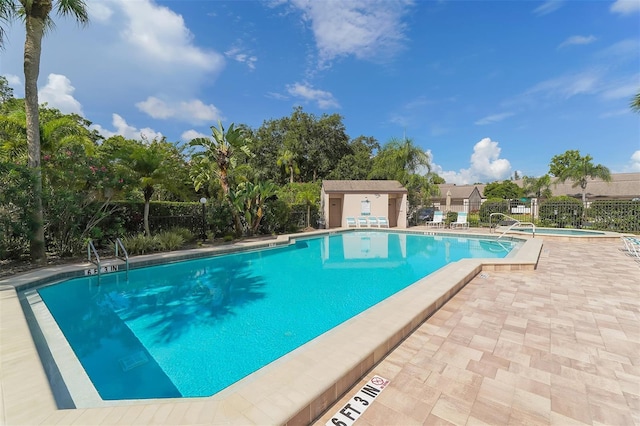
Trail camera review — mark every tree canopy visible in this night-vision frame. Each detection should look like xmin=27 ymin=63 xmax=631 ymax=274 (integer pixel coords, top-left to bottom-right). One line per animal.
xmin=549 ymin=150 xmax=611 ymax=205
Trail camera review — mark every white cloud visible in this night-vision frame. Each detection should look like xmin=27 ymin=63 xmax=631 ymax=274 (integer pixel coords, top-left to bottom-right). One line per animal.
xmin=289 ymin=0 xmax=412 ymax=66
xmin=286 ymin=82 xmax=340 ymax=109
xmin=600 ymin=79 xmax=639 ymax=100
xmin=431 ymin=138 xmax=512 ymax=184
xmin=475 ymin=112 xmax=515 ymax=126
xmin=86 ymin=0 xmax=114 ymax=23
xmin=116 ymin=0 xmax=224 ymax=71
xmin=38 ymin=74 xmax=83 ymax=115
xmin=558 ymin=35 xmax=596 ymax=49
xmin=525 ymin=70 xmax=602 ymax=100
xmin=91 ymin=113 xmax=163 ymax=141
xmin=533 ymin=0 xmax=564 ymax=16
xmin=136 ymin=96 xmax=223 ymax=125
xmin=2 ymin=74 xmax=22 ymax=93
xmin=610 ymin=0 xmax=640 ymax=15
xmin=181 ymin=129 xmax=209 ymax=142
xmin=628 ymin=150 xmax=640 ymax=172
xmin=225 ymin=47 xmax=257 ymax=70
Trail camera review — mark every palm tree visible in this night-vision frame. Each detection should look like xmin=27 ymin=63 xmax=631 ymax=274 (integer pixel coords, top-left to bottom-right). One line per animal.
xmin=190 ymin=121 xmax=252 ymax=236
xmin=522 ymin=174 xmax=552 ymax=199
xmin=127 ymin=141 xmax=169 ymax=236
xmin=1 ymin=0 xmax=89 ymax=262
xmin=276 ymin=148 xmax=299 ymax=183
xmin=631 ymin=90 xmax=640 ymax=113
xmin=549 ymin=150 xmax=611 ymax=206
xmin=370 ymin=136 xmax=431 ymax=182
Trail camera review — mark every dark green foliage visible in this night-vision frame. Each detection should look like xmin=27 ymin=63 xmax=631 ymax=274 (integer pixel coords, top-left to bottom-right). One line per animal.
xmin=483 ymin=180 xmax=523 ymax=200
xmin=445 ymin=211 xmax=458 ymax=226
xmin=586 ymin=200 xmax=640 ymax=233
xmin=260 ymin=199 xmax=291 ymax=234
xmin=0 ymin=163 xmax=36 ymax=259
xmin=538 ymin=196 xmax=583 ymax=228
xmin=479 ymin=199 xmax=509 ymax=224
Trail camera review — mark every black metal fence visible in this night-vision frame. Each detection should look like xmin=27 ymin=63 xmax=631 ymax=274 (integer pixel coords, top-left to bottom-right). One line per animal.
xmin=472 ymin=199 xmax=639 ymax=233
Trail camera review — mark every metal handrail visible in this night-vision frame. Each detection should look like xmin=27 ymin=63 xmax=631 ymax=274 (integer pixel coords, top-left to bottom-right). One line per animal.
xmin=489 ymin=212 xmax=536 ymax=239
xmin=87 ymin=239 xmax=101 ymax=281
xmin=115 ymin=238 xmax=129 ymax=280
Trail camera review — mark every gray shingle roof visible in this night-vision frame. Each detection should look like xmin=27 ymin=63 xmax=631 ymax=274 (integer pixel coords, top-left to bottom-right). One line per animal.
xmin=322 ymin=180 xmax=408 ymax=193
xmin=546 ymin=172 xmax=640 ymax=199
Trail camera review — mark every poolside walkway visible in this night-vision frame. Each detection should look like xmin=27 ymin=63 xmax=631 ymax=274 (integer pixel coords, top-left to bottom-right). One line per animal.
xmin=314 ymin=235 xmax=640 ymax=425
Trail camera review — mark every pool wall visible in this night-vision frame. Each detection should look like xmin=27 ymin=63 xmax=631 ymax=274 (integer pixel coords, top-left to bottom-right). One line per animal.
xmin=0 ymin=230 xmax=542 ymax=425
xmin=502 ymin=227 xmax=623 ymax=242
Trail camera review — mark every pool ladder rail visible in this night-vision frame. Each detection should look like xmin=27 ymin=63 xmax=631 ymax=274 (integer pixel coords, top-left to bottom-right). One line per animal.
xmin=87 ymin=238 xmax=130 ymax=282
xmin=489 ymin=212 xmax=536 ymax=239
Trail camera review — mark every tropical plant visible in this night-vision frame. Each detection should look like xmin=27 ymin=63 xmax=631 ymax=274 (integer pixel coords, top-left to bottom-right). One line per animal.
xmin=631 ymin=90 xmax=640 ymax=113
xmin=276 ymin=148 xmax=299 ymax=183
xmin=190 ymin=121 xmax=252 ymax=236
xmin=155 ymin=230 xmax=185 ymax=251
xmin=522 ymin=174 xmax=552 ymax=199
xmin=229 ymin=180 xmax=278 ymax=235
xmin=549 ymin=150 xmax=611 ymax=206
xmin=1 ymin=0 xmax=89 ymax=262
xmin=369 ymin=136 xmax=431 ymax=182
xmin=369 ymin=136 xmax=436 ymax=214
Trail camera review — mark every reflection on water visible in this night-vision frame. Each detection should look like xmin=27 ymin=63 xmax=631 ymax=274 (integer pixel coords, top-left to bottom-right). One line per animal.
xmin=35 ymin=232 xmax=516 ymax=400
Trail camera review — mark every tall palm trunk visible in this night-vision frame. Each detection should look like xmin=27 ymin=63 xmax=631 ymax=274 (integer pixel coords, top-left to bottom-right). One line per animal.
xmin=24 ymin=3 xmax=51 ymax=263
xmin=220 ymin=169 xmax=243 ymax=236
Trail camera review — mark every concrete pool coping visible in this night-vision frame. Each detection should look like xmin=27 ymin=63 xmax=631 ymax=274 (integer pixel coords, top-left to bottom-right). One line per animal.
xmin=498 ymin=227 xmax=623 ymax=242
xmin=0 ymin=229 xmax=542 ymax=425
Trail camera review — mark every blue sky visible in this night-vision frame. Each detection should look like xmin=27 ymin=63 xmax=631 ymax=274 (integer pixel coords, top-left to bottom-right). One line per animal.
xmin=1 ymin=0 xmax=639 ymax=184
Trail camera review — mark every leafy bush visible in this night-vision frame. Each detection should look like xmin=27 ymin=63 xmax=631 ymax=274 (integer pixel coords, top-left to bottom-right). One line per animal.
xmin=479 ymin=199 xmax=509 ymax=224
xmin=0 ymin=163 xmax=36 ymax=260
xmin=260 ymin=198 xmax=291 ymax=234
xmin=539 ymin=196 xmax=583 ymax=228
xmin=122 ymin=234 xmax=157 ymax=255
xmin=586 ymin=200 xmax=640 ymax=233
xmin=170 ymin=227 xmax=195 ymax=243
xmin=155 ymin=231 xmax=185 ymax=251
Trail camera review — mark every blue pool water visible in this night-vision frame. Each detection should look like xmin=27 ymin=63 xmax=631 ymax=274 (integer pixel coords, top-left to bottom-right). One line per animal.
xmin=37 ymin=232 xmax=516 ymax=400
xmin=513 ymin=228 xmax=605 ymax=236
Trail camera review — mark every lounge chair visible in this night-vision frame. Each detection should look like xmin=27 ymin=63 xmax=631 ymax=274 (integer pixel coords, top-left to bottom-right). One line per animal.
xmin=357 ymin=217 xmax=369 ymax=227
xmin=378 ymin=217 xmax=389 ymax=228
xmin=368 ymin=217 xmax=380 ymax=227
xmin=450 ymin=212 xmax=469 ymax=229
xmin=346 ymin=217 xmax=357 ymax=228
xmin=622 ymin=236 xmax=640 ymax=258
xmin=427 ymin=211 xmax=444 ymax=228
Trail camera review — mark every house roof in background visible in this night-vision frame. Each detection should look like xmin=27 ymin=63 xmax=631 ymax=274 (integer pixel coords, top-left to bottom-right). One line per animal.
xmin=322 ymin=180 xmax=407 ymax=193
xmin=544 ymin=173 xmax=640 ymax=199
xmin=436 ymin=173 xmax=640 ymax=200
xmin=437 ymin=184 xmax=485 ymax=199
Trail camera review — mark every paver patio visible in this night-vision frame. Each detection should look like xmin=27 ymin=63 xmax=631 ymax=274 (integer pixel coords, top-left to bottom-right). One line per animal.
xmin=314 ymin=236 xmax=640 ymax=425
xmin=1 ymin=233 xmax=638 ymax=425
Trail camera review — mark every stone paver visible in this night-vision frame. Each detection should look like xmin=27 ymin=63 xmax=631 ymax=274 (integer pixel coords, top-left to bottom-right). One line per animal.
xmin=314 ymin=237 xmax=640 ymax=425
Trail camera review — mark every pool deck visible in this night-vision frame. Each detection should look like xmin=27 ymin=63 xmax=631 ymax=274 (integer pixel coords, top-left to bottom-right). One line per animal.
xmin=1 ymin=229 xmax=638 ymax=425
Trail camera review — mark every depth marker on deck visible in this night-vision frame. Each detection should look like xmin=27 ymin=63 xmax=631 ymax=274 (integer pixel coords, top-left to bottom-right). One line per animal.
xmin=326 ymin=375 xmax=390 ymax=426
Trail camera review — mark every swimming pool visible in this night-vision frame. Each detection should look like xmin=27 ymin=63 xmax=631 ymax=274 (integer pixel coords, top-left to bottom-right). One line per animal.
xmin=510 ymin=227 xmax=605 ymax=236
xmin=29 ymin=231 xmax=516 ymax=402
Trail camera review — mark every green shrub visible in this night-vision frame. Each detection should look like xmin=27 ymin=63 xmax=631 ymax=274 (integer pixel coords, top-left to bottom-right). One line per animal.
xmin=479 ymin=199 xmax=509 ymax=224
xmin=155 ymin=231 xmax=185 ymax=251
xmin=445 ymin=211 xmax=457 ymax=226
xmin=586 ymin=200 xmax=640 ymax=233
xmin=170 ymin=227 xmax=195 ymax=243
xmin=122 ymin=234 xmax=157 ymax=255
xmin=539 ymin=196 xmax=583 ymax=228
